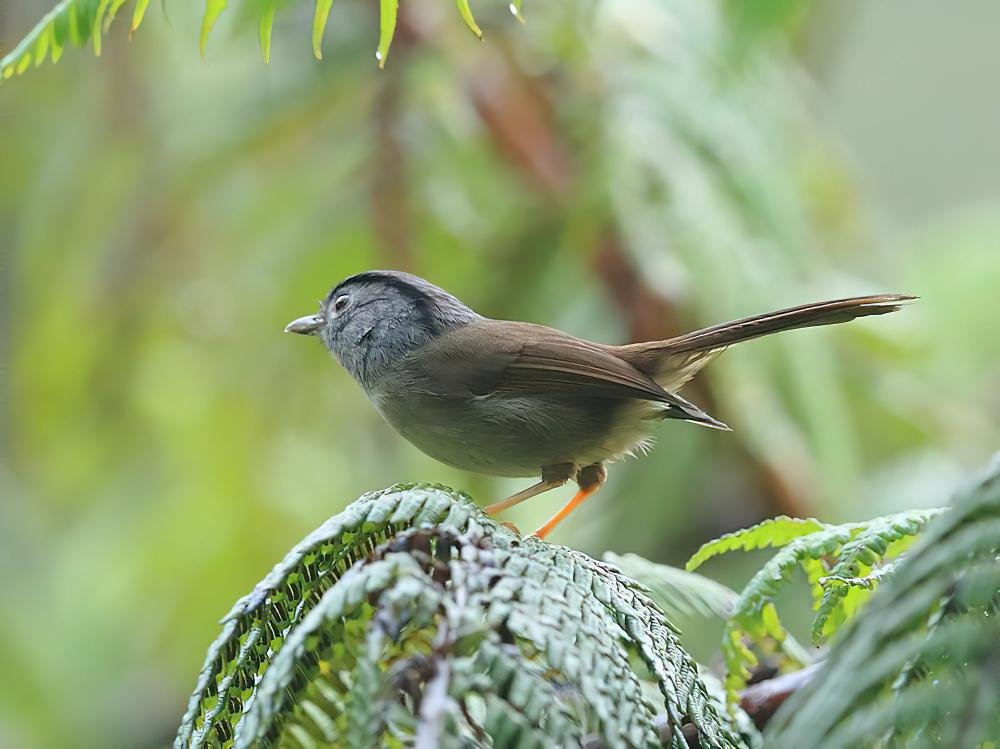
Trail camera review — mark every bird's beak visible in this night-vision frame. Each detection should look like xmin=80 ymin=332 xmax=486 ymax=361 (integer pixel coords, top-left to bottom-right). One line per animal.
xmin=284 ymin=314 xmax=323 ymax=335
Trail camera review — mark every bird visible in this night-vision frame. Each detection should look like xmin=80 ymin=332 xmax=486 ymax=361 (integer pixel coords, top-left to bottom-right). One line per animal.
xmin=285 ymin=270 xmax=912 ymax=539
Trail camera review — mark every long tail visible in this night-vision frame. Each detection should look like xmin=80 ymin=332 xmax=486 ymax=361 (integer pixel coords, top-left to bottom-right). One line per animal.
xmin=615 ymin=294 xmax=915 ymax=396
xmin=661 ymin=294 xmax=914 ymax=353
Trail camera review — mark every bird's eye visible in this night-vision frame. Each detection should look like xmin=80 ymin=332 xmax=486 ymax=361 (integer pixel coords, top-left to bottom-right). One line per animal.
xmin=333 ymin=295 xmax=350 ymax=314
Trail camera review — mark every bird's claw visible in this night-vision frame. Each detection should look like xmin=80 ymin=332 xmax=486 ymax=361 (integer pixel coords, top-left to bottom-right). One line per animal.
xmin=497 ymin=520 xmax=522 ymax=536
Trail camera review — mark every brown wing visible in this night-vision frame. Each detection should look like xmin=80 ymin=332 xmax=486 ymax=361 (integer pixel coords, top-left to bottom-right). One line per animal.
xmin=410 ymin=319 xmax=727 ymax=428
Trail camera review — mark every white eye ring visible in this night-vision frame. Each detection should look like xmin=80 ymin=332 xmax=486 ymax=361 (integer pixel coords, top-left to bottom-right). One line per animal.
xmin=332 ymin=295 xmax=350 ymax=315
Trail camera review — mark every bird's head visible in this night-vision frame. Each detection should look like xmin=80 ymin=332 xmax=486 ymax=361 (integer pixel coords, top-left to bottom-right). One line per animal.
xmin=285 ymin=270 xmax=476 ymax=388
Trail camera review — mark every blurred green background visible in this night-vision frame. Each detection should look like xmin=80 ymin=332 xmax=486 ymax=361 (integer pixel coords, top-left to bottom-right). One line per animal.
xmin=1 ymin=0 xmax=998 ymax=746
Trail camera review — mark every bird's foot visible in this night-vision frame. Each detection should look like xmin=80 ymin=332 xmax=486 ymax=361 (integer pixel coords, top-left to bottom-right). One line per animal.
xmin=497 ymin=520 xmax=522 ymax=536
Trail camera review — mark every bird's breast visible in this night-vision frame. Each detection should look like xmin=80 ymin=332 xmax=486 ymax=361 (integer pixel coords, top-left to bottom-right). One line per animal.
xmin=368 ymin=381 xmax=660 ymax=478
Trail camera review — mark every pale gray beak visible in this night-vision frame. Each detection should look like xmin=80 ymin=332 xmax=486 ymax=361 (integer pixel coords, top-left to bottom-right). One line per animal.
xmin=284 ymin=314 xmax=323 ymax=335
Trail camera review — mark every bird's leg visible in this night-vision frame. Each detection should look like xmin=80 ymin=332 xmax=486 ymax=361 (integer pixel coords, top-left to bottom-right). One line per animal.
xmin=485 ymin=463 xmax=574 ymax=515
xmin=533 ymin=463 xmax=607 ymax=540
xmin=485 ymin=481 xmax=560 ymax=515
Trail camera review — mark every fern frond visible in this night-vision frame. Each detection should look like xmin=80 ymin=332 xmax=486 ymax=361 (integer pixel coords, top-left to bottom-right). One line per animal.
xmin=311 ymin=0 xmax=335 ymax=60
xmin=686 ymin=516 xmax=828 ymax=571
xmin=2 ymin=0 xmax=517 ymax=79
xmin=811 ymin=509 xmax=941 ymax=644
xmin=606 ymin=552 xmax=737 ymax=620
xmin=696 ymin=502 xmax=945 ymax=703
xmin=455 ymin=0 xmax=484 ymax=40
xmin=767 ymin=457 xmax=1000 ymax=749
xmin=175 ymin=485 xmax=750 ymax=749
xmin=715 ymin=526 xmax=851 ymax=701
xmin=2 ymin=0 xmax=95 ymax=80
xmin=818 ymin=563 xmax=894 ymax=591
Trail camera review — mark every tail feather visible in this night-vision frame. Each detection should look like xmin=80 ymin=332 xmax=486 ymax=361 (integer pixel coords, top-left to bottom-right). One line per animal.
xmin=615 ymin=294 xmax=914 ymax=392
xmin=661 ymin=294 xmax=915 ymax=353
xmin=659 ymin=390 xmax=732 ymax=431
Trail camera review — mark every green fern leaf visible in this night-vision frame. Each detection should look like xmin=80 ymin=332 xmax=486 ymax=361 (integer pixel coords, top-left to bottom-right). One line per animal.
xmin=131 ymin=0 xmax=150 ymax=33
xmin=819 ymin=564 xmax=894 ymax=590
xmin=767 ymin=457 xmax=1000 ymax=749
xmin=810 ymin=509 xmax=941 ymax=644
xmin=258 ymin=0 xmax=277 ymax=64
xmin=455 ymin=0 xmax=483 ymax=39
xmin=716 ymin=525 xmax=853 ymax=701
xmin=312 ymin=0 xmax=335 ymax=60
xmin=376 ymin=0 xmax=398 ymax=69
xmin=175 ymin=485 xmax=750 ymax=749
xmin=702 ymin=504 xmax=947 ymax=701
xmin=2 ymin=0 xmax=82 ymax=79
xmin=67 ymin=0 xmax=96 ymax=46
xmin=606 ymin=551 xmax=737 ymax=620
xmin=200 ymin=0 xmax=228 ymax=57
xmin=92 ymin=0 xmax=111 ymax=54
xmin=729 ymin=525 xmax=852 ymax=616
xmin=4 ymin=0 xmax=524 ymax=75
xmin=104 ymin=0 xmax=129 ymax=31
xmin=686 ymin=516 xmax=828 ymax=571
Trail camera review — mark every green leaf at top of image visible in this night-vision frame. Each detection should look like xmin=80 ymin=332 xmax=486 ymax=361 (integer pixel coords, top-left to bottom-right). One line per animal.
xmin=31 ymin=27 xmax=51 ymax=68
xmin=200 ymin=0 xmax=228 ymax=57
xmin=92 ymin=0 xmax=111 ymax=55
xmin=50 ymin=19 xmax=66 ymax=63
xmin=1 ymin=0 xmax=72 ymax=79
xmin=455 ymin=0 xmax=483 ymax=39
xmin=2 ymin=0 xmax=523 ymax=78
xmin=376 ymin=0 xmax=397 ymax=69
xmin=104 ymin=0 xmax=130 ymax=32
xmin=259 ymin=0 xmax=277 ymax=64
xmin=312 ymin=0 xmax=334 ymax=60
xmin=131 ymin=0 xmax=151 ymax=34
xmin=67 ymin=0 xmax=100 ymax=47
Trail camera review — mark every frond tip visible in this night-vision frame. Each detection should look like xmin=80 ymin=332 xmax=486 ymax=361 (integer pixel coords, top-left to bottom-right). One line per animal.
xmin=686 ymin=515 xmax=828 ymax=571
xmin=174 ymin=484 xmax=749 ymax=748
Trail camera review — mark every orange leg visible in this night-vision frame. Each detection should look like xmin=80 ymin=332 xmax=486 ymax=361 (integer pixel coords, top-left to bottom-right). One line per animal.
xmin=485 ymin=463 xmax=575 ymax=516
xmin=533 ymin=463 xmax=607 ymax=540
xmin=485 ymin=479 xmax=563 ymax=515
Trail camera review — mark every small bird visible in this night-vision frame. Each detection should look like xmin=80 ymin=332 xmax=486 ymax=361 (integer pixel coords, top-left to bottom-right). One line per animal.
xmin=286 ymin=271 xmax=912 ymax=539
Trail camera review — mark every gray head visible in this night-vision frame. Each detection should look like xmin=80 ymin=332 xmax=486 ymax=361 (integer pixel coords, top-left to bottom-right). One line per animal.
xmin=285 ymin=270 xmax=477 ymax=389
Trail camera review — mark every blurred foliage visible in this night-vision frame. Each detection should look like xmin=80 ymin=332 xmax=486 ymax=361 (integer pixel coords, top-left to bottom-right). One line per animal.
xmin=1 ymin=0 xmax=998 ymax=746
xmin=175 ymin=485 xmax=747 ymax=749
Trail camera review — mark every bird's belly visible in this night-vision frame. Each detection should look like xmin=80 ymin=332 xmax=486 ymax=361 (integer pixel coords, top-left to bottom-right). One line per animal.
xmin=370 ymin=389 xmax=658 ymax=478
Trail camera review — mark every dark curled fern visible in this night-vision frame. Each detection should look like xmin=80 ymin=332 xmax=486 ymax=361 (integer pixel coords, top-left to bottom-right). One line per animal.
xmin=175 ymin=485 xmax=750 ymax=749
